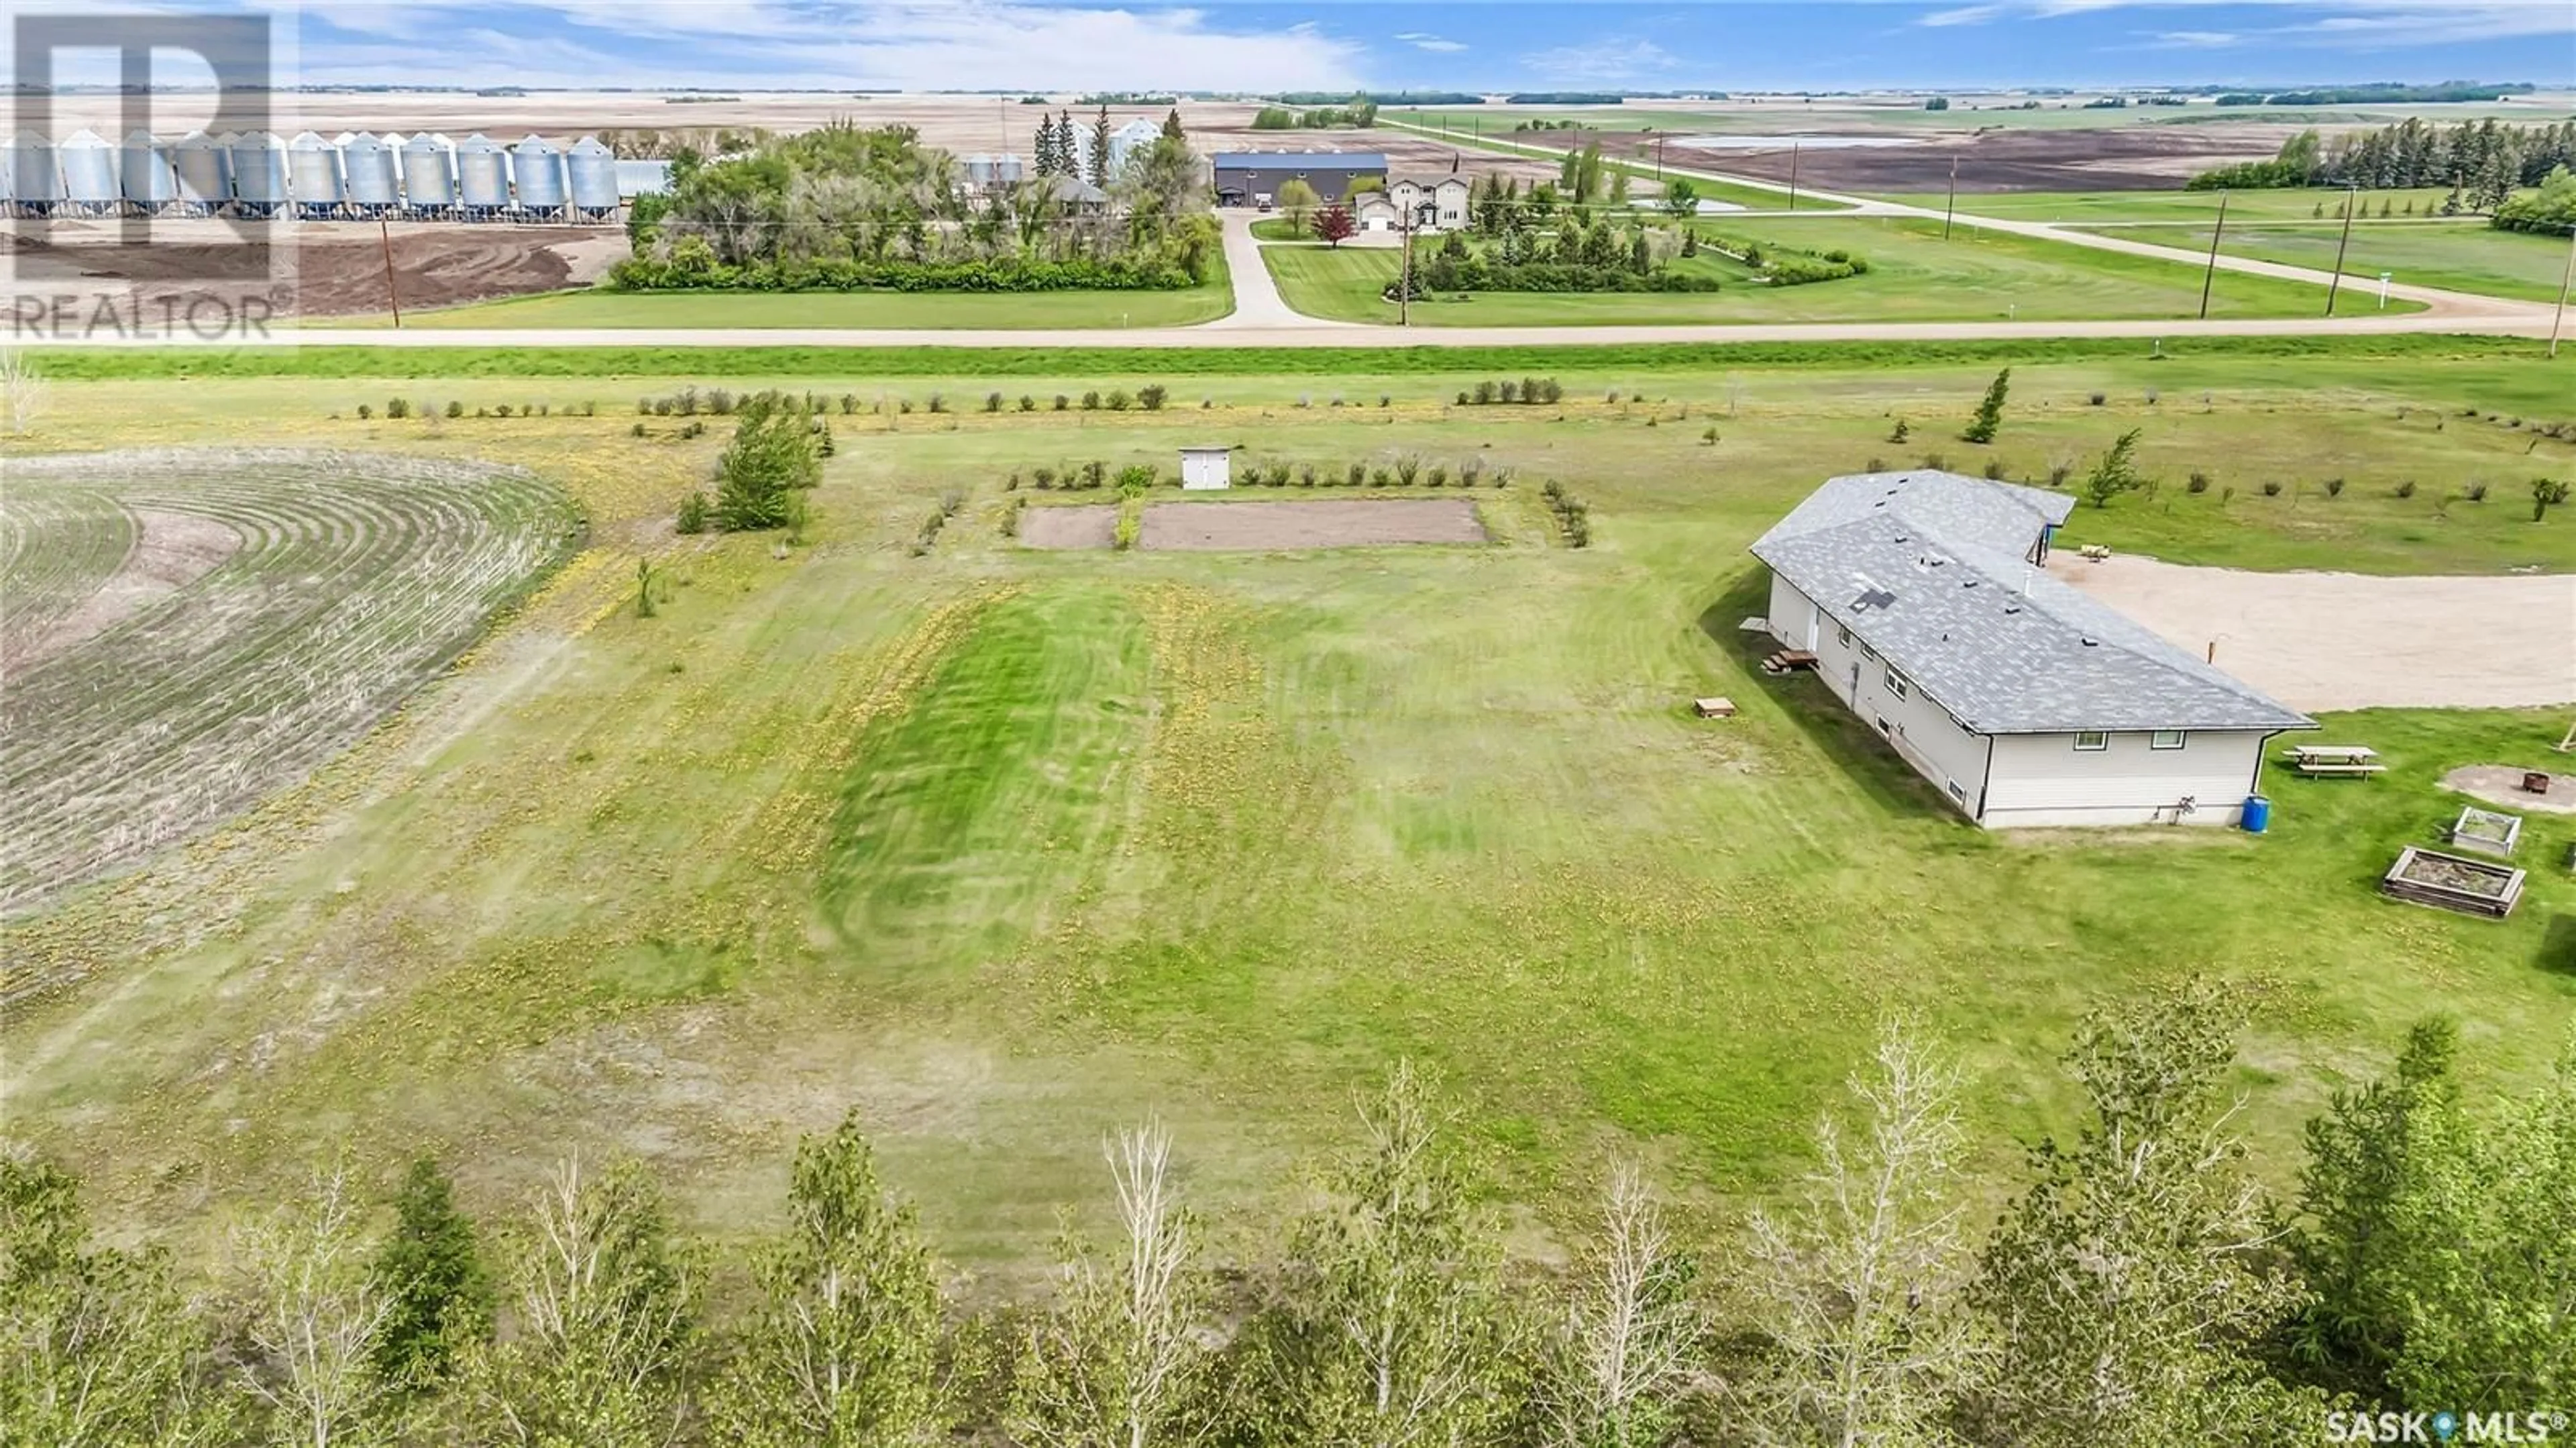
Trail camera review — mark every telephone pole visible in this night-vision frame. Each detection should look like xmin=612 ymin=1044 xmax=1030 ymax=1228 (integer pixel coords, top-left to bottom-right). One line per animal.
xmin=1398 ymin=202 xmax=1414 ymax=327
xmin=2197 ymin=189 xmax=2229 ymax=321
xmin=2551 ymin=223 xmax=2575 ymax=359
xmin=378 ymin=216 xmax=402 ymax=327
xmin=1942 ymin=153 xmax=1959 ymax=240
xmin=1787 ymin=142 xmax=1801 ymax=212
xmin=2324 ymin=183 xmax=2358 ymax=315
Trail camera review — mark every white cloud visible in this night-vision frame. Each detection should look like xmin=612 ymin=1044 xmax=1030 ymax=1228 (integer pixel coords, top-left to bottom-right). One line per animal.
xmin=1912 ymin=0 xmax=2575 ymax=45
xmin=1519 ymin=36 xmax=1677 ymax=83
xmin=1919 ymin=5 xmax=2008 ymax=25
xmin=292 ymin=1 xmax=1366 ymax=91
xmin=1395 ymin=31 xmax=1468 ymax=53
xmin=2149 ymin=28 xmax=2241 ymax=46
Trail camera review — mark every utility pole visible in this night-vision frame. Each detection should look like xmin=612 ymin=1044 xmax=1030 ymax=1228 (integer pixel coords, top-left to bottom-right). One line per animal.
xmin=1787 ymin=142 xmax=1801 ymax=212
xmin=379 ymin=215 xmax=402 ymax=327
xmin=1398 ymin=201 xmax=1413 ymax=327
xmin=1943 ymin=153 xmax=1958 ymax=240
xmin=2324 ymin=183 xmax=2358 ymax=315
xmin=2197 ymin=189 xmax=2229 ymax=321
xmin=2551 ymin=223 xmax=2576 ymax=359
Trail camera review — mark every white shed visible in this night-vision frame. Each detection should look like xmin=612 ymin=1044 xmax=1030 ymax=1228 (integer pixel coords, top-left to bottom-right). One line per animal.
xmin=1180 ymin=446 xmax=1231 ymax=490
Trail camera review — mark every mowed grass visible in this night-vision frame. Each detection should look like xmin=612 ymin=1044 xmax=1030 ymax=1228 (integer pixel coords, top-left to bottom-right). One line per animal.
xmin=1885 ymin=187 xmax=2463 ymax=223
xmin=1265 ymin=215 xmax=2400 ymax=326
xmin=373 ymin=248 xmax=1235 ymax=330
xmin=5 ymin=353 xmax=2574 ymax=1274
xmin=2073 ymin=221 xmax=2576 ymax=305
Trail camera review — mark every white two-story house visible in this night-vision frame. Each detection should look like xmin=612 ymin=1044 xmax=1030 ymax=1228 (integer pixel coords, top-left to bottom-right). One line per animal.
xmin=1751 ymin=470 xmax=2314 ymax=827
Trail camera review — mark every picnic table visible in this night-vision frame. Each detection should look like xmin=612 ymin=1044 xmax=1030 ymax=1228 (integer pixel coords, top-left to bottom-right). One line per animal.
xmin=2285 ymin=743 xmax=2385 ymax=777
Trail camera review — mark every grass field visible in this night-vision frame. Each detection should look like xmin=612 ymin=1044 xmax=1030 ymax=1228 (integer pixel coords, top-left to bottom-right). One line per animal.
xmin=1263 ymin=215 xmax=2404 ymax=326
xmin=1375 ymin=117 xmax=1843 ymax=213
xmin=377 ymin=248 xmax=1235 ymax=330
xmin=1881 ymin=187 xmax=2465 ymax=223
xmin=2074 ymin=220 xmax=2576 ymax=305
xmin=6 ymin=350 xmax=2573 ymax=1276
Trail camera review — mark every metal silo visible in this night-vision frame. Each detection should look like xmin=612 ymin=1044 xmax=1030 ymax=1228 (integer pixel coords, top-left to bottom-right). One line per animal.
xmin=963 ymin=153 xmax=995 ymax=189
xmin=399 ymin=133 xmax=454 ymax=215
xmin=996 ymin=152 xmax=1025 ymax=185
xmin=9 ymin=130 xmax=62 ymax=215
xmin=287 ymin=131 xmax=344 ymax=218
xmin=229 ymin=130 xmax=286 ymax=215
xmin=454 ymin=133 xmax=507 ymax=218
xmin=172 ymin=130 xmax=228 ymax=215
xmin=510 ymin=134 xmax=565 ymax=219
xmin=341 ymin=132 xmax=398 ymax=214
xmin=58 ymin=129 xmax=119 ymax=215
xmin=120 ymin=130 xmax=176 ymax=213
xmin=566 ymin=135 xmax=618 ymax=220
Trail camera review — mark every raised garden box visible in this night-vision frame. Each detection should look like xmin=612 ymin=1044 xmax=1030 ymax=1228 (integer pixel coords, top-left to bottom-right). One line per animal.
xmin=2448 ymin=806 xmax=2522 ymax=858
xmin=2381 ymin=847 xmax=2525 ymax=919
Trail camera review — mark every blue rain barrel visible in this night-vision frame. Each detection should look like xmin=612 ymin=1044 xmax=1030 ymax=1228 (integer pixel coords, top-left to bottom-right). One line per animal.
xmin=2241 ymin=795 xmax=2272 ymax=834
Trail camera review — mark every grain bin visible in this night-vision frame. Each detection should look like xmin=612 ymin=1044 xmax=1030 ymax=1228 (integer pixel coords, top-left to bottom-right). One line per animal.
xmin=120 ymin=130 xmax=176 ymax=213
xmin=566 ymin=135 xmax=619 ymax=219
xmin=341 ymin=132 xmax=398 ymax=213
xmin=229 ymin=130 xmax=287 ymax=215
xmin=964 ymin=153 xmax=997 ymax=189
xmin=511 ymin=134 xmax=565 ymax=219
xmin=287 ymin=130 xmax=345 ymax=218
xmin=399 ymin=133 xmax=454 ymax=215
xmin=58 ymin=129 xmax=119 ymax=215
xmin=9 ymin=130 xmax=62 ymax=215
xmin=454 ymin=133 xmax=508 ymax=217
xmin=994 ymin=152 xmax=1026 ymax=184
xmin=172 ymin=130 xmax=229 ymax=214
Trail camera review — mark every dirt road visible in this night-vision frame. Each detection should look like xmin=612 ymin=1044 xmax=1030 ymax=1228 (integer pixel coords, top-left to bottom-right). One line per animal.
xmin=2049 ymin=555 xmax=2576 ymax=712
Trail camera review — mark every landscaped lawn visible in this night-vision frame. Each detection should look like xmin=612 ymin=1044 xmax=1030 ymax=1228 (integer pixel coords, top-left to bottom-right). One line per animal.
xmin=1886 ymin=187 xmax=2463 ymax=224
xmin=8 ymin=350 xmax=2572 ymax=1275
xmin=1264 ymin=215 xmax=2407 ymax=326
xmin=2070 ymin=219 xmax=2576 ymax=305
xmin=374 ymin=247 xmax=1235 ymax=330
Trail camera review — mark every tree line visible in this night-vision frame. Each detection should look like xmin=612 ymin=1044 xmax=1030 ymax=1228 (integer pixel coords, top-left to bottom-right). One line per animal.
xmin=2187 ymin=118 xmax=2576 ymax=213
xmin=9 ymin=982 xmax=2571 ymax=1446
xmin=612 ymin=117 xmax=1214 ymax=294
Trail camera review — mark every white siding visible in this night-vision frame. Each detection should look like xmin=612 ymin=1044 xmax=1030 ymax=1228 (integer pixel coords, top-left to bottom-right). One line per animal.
xmin=1766 ymin=575 xmax=1992 ymax=819
xmin=1984 ymin=729 xmax=2270 ymax=827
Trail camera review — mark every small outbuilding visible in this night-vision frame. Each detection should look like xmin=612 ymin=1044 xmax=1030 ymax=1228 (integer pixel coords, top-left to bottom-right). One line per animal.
xmin=1180 ymin=446 xmax=1232 ymax=490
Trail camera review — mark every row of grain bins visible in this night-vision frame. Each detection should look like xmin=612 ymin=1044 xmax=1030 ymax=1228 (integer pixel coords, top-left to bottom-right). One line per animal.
xmin=1 ymin=130 xmax=651 ymax=221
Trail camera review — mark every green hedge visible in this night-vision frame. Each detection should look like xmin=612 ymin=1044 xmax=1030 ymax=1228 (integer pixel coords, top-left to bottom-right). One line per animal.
xmin=606 ymin=255 xmax=1198 ymax=293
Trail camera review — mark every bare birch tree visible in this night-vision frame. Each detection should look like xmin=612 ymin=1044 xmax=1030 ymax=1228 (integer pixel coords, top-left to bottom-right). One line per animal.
xmin=0 ymin=348 xmax=46 ymax=437
xmin=1543 ymin=1161 xmax=1702 ymax=1448
xmin=229 ymin=1162 xmax=395 ymax=1448
xmin=1012 ymin=1119 xmax=1207 ymax=1448
xmin=1740 ymin=1028 xmax=1982 ymax=1448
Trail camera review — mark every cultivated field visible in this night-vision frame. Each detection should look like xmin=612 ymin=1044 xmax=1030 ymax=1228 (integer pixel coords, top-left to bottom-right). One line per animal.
xmin=5 ymin=344 xmax=2572 ymax=1273
xmin=0 ymin=448 xmax=578 ymax=921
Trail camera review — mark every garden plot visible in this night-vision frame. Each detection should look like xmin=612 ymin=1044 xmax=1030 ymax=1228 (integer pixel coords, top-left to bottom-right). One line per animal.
xmin=1140 ymin=499 xmax=1488 ymax=552
xmin=0 ymin=448 xmax=578 ymax=911
xmin=1018 ymin=504 xmax=1121 ymax=551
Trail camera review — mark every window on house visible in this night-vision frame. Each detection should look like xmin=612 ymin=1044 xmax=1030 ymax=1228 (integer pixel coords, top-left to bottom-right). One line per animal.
xmin=2074 ymin=731 xmax=2110 ymax=752
xmin=1947 ymin=781 xmax=1966 ymax=803
xmin=1837 ymin=625 xmax=1852 ymax=648
xmin=1886 ymin=668 xmax=1912 ymax=700
xmin=2151 ymin=729 xmax=2187 ymax=750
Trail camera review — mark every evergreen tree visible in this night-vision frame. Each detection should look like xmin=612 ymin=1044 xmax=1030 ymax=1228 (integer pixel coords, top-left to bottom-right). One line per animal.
xmin=1161 ymin=105 xmax=1185 ymax=142
xmin=1962 ymin=366 xmax=2011 ymax=444
xmin=1966 ymin=983 xmax=2316 ymax=1446
xmin=370 ymin=1156 xmax=493 ymax=1395
xmin=1088 ymin=105 xmax=1112 ymax=188
xmin=709 ymin=1114 xmax=951 ymax=1447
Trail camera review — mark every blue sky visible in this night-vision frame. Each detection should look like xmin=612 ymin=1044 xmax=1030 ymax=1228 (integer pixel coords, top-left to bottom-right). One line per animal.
xmin=28 ymin=2 xmax=2576 ymax=94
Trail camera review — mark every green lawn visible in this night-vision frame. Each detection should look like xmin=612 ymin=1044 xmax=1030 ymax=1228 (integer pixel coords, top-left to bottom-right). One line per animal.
xmin=1886 ymin=187 xmax=2463 ymax=223
xmin=7 ymin=350 xmax=2574 ymax=1272
xmin=376 ymin=249 xmax=1235 ymax=330
xmin=2070 ymin=220 xmax=2576 ymax=305
xmin=1376 ymin=117 xmax=1842 ymax=213
xmin=1265 ymin=216 xmax=2406 ymax=326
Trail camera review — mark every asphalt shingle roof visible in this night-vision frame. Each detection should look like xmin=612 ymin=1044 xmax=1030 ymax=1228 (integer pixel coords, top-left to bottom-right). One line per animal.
xmin=1750 ymin=472 xmax=2313 ymax=735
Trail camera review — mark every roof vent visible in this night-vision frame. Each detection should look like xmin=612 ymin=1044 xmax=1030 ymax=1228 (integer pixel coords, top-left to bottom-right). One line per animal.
xmin=2003 ymin=604 xmax=2023 ymax=614
xmin=1962 ymin=578 xmax=1980 ymax=588
xmin=2080 ymin=637 xmax=2100 ymax=648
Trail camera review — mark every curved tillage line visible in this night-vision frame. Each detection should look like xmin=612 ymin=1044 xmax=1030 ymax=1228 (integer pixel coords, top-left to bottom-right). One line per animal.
xmin=0 ymin=448 xmax=578 ymax=911
xmin=0 ymin=486 xmax=137 ymax=664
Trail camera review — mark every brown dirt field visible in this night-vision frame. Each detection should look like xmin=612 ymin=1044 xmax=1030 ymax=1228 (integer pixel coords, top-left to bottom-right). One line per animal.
xmin=1587 ymin=122 xmax=2286 ymax=194
xmin=1140 ymin=498 xmax=1487 ymax=551
xmin=3 ymin=219 xmax=612 ymax=317
xmin=1018 ymin=504 xmax=1119 ymax=550
xmin=3 ymin=509 xmax=241 ymax=672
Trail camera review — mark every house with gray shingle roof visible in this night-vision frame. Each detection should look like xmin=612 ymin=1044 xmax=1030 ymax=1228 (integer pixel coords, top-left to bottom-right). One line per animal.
xmin=1752 ymin=470 xmax=2313 ymax=827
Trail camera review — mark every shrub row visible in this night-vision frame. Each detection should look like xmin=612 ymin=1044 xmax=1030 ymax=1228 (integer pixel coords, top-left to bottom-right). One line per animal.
xmin=1455 ymin=377 xmax=1566 ymax=407
xmin=1540 ymin=478 xmax=1592 ymax=547
xmin=607 ymin=254 xmax=1197 ymax=293
xmin=349 ymin=399 xmax=600 ymax=420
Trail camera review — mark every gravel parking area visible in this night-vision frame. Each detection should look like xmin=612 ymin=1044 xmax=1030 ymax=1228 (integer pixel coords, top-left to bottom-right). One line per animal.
xmin=2049 ymin=555 xmax=2576 ymax=711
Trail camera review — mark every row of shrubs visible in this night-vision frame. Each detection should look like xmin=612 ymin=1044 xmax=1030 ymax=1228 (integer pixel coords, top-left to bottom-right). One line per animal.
xmin=1701 ymin=235 xmax=1871 ymax=286
xmin=1874 ymin=450 xmax=2520 ymax=509
xmin=984 ymin=386 xmax=1171 ymax=413
xmin=1008 ymin=456 xmax=1510 ymax=492
xmin=606 ymin=254 xmax=1197 ymax=293
xmin=1540 ymin=478 xmax=1592 ymax=547
xmin=1394 ymin=258 xmax=1722 ymax=296
xmin=351 ymin=399 xmax=602 ymax=421
xmin=912 ymin=488 xmax=966 ymax=556
xmin=1456 ymin=377 xmax=1567 ymax=407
